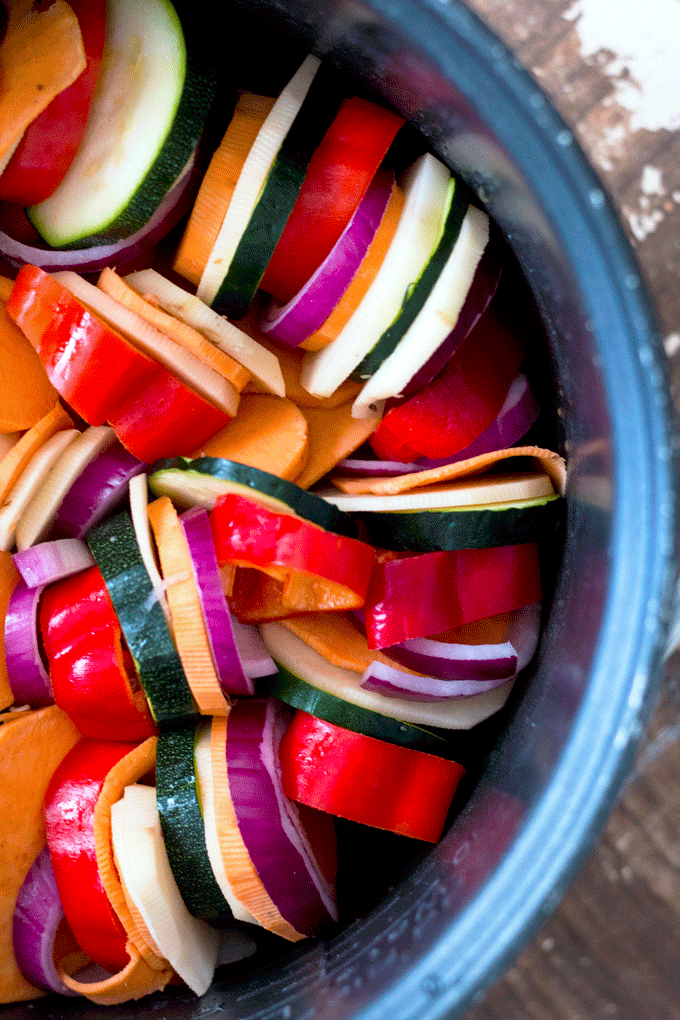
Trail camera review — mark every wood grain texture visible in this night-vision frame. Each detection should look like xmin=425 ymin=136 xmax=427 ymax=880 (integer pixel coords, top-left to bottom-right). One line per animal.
xmin=461 ymin=2 xmax=680 ymax=1017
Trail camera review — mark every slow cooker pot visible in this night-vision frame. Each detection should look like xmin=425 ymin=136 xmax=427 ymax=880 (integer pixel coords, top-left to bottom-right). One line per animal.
xmin=5 ymin=1 xmax=677 ymax=1018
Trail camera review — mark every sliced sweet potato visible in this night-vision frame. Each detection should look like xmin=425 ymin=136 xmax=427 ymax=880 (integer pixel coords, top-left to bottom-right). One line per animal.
xmin=330 ymin=446 xmax=566 ymax=496
xmin=0 ymin=551 xmax=19 ymax=711
xmin=97 ymin=269 xmax=251 ymax=393
xmin=294 ymin=401 xmax=378 ymax=489
xmin=59 ymin=941 xmax=173 ymax=1005
xmin=0 ymin=1 xmax=86 ymax=173
xmin=0 ymin=705 xmax=80 ymax=1004
xmin=278 ymin=612 xmax=421 ymax=675
xmin=0 ymin=276 xmax=59 ymax=431
xmin=0 ymin=403 xmax=76 ymax=506
xmin=192 ymin=394 xmax=309 ymax=481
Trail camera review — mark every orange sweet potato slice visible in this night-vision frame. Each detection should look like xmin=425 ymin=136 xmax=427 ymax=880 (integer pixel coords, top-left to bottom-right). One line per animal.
xmin=97 ymin=269 xmax=251 ymax=392
xmin=0 ymin=403 xmax=76 ymax=506
xmin=59 ymin=941 xmax=173 ymax=1005
xmin=192 ymin=394 xmax=309 ymax=481
xmin=0 ymin=705 xmax=80 ymax=1003
xmin=0 ymin=281 xmax=58 ymax=431
xmin=0 ymin=552 xmax=19 ymax=711
xmin=294 ymin=401 xmax=378 ymax=489
xmin=330 ymin=446 xmax=566 ymax=496
xmin=0 ymin=1 xmax=86 ymax=172
xmin=278 ymin=612 xmax=422 ymax=675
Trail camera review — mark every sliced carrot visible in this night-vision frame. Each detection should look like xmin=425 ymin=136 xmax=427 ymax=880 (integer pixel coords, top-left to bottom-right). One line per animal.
xmin=97 ymin=268 xmax=251 ymax=393
xmin=191 ymin=394 xmax=308 ymax=481
xmin=299 ymin=182 xmax=405 ymax=352
xmin=93 ymin=737 xmax=168 ymax=972
xmin=0 ymin=435 xmax=21 ymax=463
xmin=0 ymin=705 xmax=80 ymax=1004
xmin=241 ymin=312 xmax=362 ymax=409
xmin=147 ymin=497 xmax=229 ymax=716
xmin=59 ymin=941 xmax=173 ymax=1005
xmin=0 ymin=403 xmax=75 ymax=506
xmin=0 ymin=552 xmax=19 ymax=711
xmin=210 ymin=715 xmax=305 ymax=942
xmin=294 ymin=400 xmax=378 ymax=489
xmin=0 ymin=1 xmax=86 ymax=173
xmin=0 ymin=286 xmax=58 ymax=430
xmin=278 ymin=611 xmax=425 ymax=675
xmin=330 ymin=446 xmax=566 ymax=496
xmin=174 ymin=93 xmax=276 ymax=286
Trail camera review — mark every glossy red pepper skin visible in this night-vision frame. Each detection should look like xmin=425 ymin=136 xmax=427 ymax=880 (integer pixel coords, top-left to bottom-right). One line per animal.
xmin=261 ymin=96 xmax=405 ymax=304
xmin=0 ymin=0 xmax=106 ymax=205
xmin=44 ymin=738 xmax=137 ymax=972
xmin=279 ymin=710 xmax=465 ymax=842
xmin=107 ymin=367 xmax=232 ymax=463
xmin=369 ymin=301 xmax=526 ymax=463
xmin=210 ymin=493 xmax=376 ymax=606
xmin=364 ymin=544 xmax=542 ymax=649
xmin=40 ymin=566 xmax=157 ymax=742
xmin=6 ymin=266 xmax=160 ymax=426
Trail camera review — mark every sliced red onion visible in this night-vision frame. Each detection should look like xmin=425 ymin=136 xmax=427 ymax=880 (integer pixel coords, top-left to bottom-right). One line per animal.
xmin=180 ymin=506 xmax=275 ymax=696
xmin=13 ymin=849 xmax=81 ymax=996
xmin=361 ymin=603 xmax=541 ymax=700
xmin=13 ymin=848 xmax=80 ymax=996
xmin=226 ymin=698 xmax=337 ymax=934
xmin=258 ymin=168 xmax=395 ymax=348
xmin=401 ymin=227 xmax=504 ymax=398
xmin=12 ymin=539 xmax=94 ymax=588
xmin=337 ymin=372 xmax=538 ymax=476
xmin=0 ymin=151 xmax=197 ymax=274
xmin=4 ymin=580 xmax=52 ymax=707
xmin=52 ymin=441 xmax=146 ymax=540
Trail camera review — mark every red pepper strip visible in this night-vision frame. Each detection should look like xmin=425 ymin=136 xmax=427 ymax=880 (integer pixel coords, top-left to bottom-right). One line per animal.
xmin=107 ymin=366 xmax=233 ymax=463
xmin=260 ymin=97 xmax=405 ymax=304
xmin=40 ymin=566 xmax=157 ymax=742
xmin=279 ymin=710 xmax=465 ymax=842
xmin=210 ymin=493 xmax=377 ymax=611
xmin=6 ymin=265 xmax=160 ymax=426
xmin=369 ymin=300 xmax=525 ymax=463
xmin=364 ymin=544 xmax=542 ymax=649
xmin=0 ymin=0 xmax=106 ymax=205
xmin=44 ymin=738 xmax=138 ymax=972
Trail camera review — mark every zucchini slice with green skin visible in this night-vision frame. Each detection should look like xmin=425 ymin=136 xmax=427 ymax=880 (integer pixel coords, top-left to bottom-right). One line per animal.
xmin=156 ymin=724 xmax=233 ymax=925
xmin=87 ymin=509 xmax=197 ymax=728
xmin=258 ymin=622 xmax=515 ymax=731
xmin=148 ymin=457 xmax=358 ymax=537
xmin=358 ymin=493 xmax=564 ymax=551
xmin=353 ymin=176 xmax=469 ymax=380
xmin=211 ymin=63 xmax=346 ymax=320
xmin=29 ymin=0 xmax=216 ymax=247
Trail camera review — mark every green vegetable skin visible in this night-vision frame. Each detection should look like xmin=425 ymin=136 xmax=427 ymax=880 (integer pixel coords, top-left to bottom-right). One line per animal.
xmin=0 ymin=5 xmax=566 ymax=1006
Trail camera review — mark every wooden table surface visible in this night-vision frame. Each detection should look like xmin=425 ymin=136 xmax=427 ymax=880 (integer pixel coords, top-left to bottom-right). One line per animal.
xmin=459 ymin=2 xmax=680 ymax=1017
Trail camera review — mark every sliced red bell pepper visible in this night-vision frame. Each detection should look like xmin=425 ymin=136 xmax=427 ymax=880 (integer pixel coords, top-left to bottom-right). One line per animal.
xmin=364 ymin=544 xmax=542 ymax=649
xmin=40 ymin=566 xmax=157 ymax=742
xmin=0 ymin=0 xmax=106 ymax=205
xmin=44 ymin=738 xmax=137 ymax=972
xmin=6 ymin=265 xmax=161 ymax=426
xmin=210 ymin=493 xmax=377 ymax=612
xmin=260 ymin=96 xmax=405 ymax=303
xmin=279 ymin=710 xmax=465 ymax=842
xmin=107 ymin=366 xmax=233 ymax=463
xmin=369 ymin=300 xmax=525 ymax=463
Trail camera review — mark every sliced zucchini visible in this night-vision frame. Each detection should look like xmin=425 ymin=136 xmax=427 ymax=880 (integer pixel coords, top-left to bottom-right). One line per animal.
xmin=148 ymin=457 xmax=358 ymax=537
xmin=259 ymin=622 xmax=515 ymax=731
xmin=299 ymin=153 xmax=451 ymax=398
xmin=29 ymin=0 xmax=216 ymax=247
xmin=156 ymin=724 xmax=233 ymax=925
xmin=198 ymin=54 xmax=320 ymax=306
xmin=352 ymin=175 xmax=469 ymax=380
xmin=87 ymin=509 xmax=197 ymax=728
xmin=211 ymin=63 xmax=345 ymax=319
xmin=358 ymin=493 xmax=564 ymax=551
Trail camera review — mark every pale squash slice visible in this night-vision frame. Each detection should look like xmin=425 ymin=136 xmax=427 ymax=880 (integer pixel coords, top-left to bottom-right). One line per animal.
xmin=0 ymin=404 xmax=76 ymax=507
xmin=0 ymin=705 xmax=80 ymax=1004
